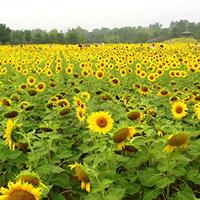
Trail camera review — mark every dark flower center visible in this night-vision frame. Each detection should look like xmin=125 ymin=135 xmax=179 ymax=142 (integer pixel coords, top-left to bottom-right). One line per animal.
xmin=175 ymin=106 xmax=183 ymax=114
xmin=10 ymin=190 xmax=35 ymax=200
xmin=96 ymin=117 xmax=107 ymax=128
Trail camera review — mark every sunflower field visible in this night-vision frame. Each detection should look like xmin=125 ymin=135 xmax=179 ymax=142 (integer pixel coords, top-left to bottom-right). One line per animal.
xmin=0 ymin=43 xmax=200 ymax=200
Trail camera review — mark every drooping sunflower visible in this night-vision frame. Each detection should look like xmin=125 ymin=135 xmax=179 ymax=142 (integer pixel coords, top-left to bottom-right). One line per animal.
xmin=164 ymin=133 xmax=189 ymax=153
xmin=76 ymin=107 xmax=86 ymax=122
xmin=57 ymin=99 xmax=70 ymax=108
xmin=4 ymin=111 xmax=19 ymax=119
xmin=3 ymin=119 xmax=16 ymax=150
xmin=157 ymin=89 xmax=171 ymax=97
xmin=110 ymin=78 xmax=120 ymax=86
xmin=169 ymin=95 xmax=180 ymax=102
xmin=1 ymin=98 xmax=11 ymax=106
xmin=113 ymin=126 xmax=136 ymax=150
xmin=193 ymin=103 xmax=200 ymax=119
xmin=139 ymin=86 xmax=150 ymax=95
xmin=127 ymin=110 xmax=144 ymax=122
xmin=171 ymin=101 xmax=188 ymax=119
xmin=87 ymin=111 xmax=114 ymax=134
xmin=0 ymin=180 xmax=41 ymax=200
xmin=74 ymin=97 xmax=83 ymax=107
xmin=68 ymin=163 xmax=90 ymax=192
xmin=15 ymin=170 xmax=46 ymax=188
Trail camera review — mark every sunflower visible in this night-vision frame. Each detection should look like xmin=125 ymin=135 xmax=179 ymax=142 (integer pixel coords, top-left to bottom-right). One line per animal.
xmin=169 ymin=96 xmax=180 ymax=102
xmin=27 ymin=76 xmax=36 ymax=86
xmin=157 ymin=89 xmax=171 ymax=97
xmin=171 ymin=101 xmax=187 ymax=119
xmin=65 ymin=66 xmax=73 ymax=75
xmin=147 ymin=73 xmax=156 ymax=82
xmin=59 ymin=107 xmax=71 ymax=116
xmin=95 ymin=70 xmax=105 ymax=80
xmin=81 ymin=70 xmax=90 ymax=77
xmin=74 ymin=97 xmax=83 ymax=107
xmin=139 ymin=86 xmax=150 ymax=95
xmin=80 ymin=92 xmax=91 ymax=101
xmin=15 ymin=170 xmax=46 ymax=188
xmin=36 ymin=82 xmax=46 ymax=92
xmin=127 ymin=110 xmax=144 ymax=122
xmin=119 ymin=69 xmax=127 ymax=77
xmin=87 ymin=111 xmax=114 ymax=134
xmin=193 ymin=103 xmax=200 ymax=119
xmin=1 ymin=98 xmax=11 ymax=106
xmin=68 ymin=163 xmax=90 ymax=192
xmin=19 ymin=83 xmax=28 ymax=90
xmin=28 ymin=89 xmax=37 ymax=96
xmin=110 ymin=78 xmax=120 ymax=86
xmin=46 ymin=70 xmax=52 ymax=77
xmin=4 ymin=111 xmax=19 ymax=119
xmin=164 ymin=133 xmax=189 ymax=153
xmin=3 ymin=119 xmax=16 ymax=150
xmin=113 ymin=127 xmax=136 ymax=150
xmin=57 ymin=99 xmax=70 ymax=108
xmin=0 ymin=180 xmax=41 ymax=200
xmin=139 ymin=71 xmax=147 ymax=78
xmin=76 ymin=107 xmax=86 ymax=122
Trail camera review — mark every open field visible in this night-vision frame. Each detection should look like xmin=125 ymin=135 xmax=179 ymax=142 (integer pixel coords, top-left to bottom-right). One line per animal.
xmin=0 ymin=43 xmax=200 ymax=200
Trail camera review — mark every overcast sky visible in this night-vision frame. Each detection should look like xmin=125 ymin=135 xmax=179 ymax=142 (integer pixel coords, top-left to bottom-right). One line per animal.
xmin=0 ymin=0 xmax=199 ymax=31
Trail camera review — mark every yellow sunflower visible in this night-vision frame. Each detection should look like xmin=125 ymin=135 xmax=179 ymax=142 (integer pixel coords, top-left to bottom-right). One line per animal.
xmin=68 ymin=163 xmax=90 ymax=192
xmin=0 ymin=180 xmax=41 ymax=200
xmin=3 ymin=119 xmax=16 ymax=150
xmin=27 ymin=76 xmax=36 ymax=86
xmin=171 ymin=101 xmax=187 ymax=119
xmin=87 ymin=111 xmax=114 ymax=134
xmin=80 ymin=92 xmax=91 ymax=101
xmin=164 ymin=133 xmax=189 ymax=153
xmin=36 ymin=82 xmax=46 ymax=93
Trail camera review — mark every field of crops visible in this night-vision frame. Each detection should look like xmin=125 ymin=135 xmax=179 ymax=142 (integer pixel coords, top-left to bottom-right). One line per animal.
xmin=0 ymin=43 xmax=200 ymax=200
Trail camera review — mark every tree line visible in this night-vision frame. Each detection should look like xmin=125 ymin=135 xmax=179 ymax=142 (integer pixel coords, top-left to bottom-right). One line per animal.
xmin=0 ymin=20 xmax=200 ymax=44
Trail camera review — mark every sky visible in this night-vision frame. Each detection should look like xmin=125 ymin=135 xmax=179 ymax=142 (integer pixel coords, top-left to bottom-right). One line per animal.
xmin=0 ymin=0 xmax=200 ymax=31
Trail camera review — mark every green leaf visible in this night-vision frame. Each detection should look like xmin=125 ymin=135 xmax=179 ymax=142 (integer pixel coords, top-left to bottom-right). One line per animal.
xmin=36 ymin=164 xmax=65 ymax=175
xmin=137 ymin=168 xmax=161 ymax=187
xmin=186 ymin=167 xmax=200 ymax=184
xmin=49 ymin=172 xmax=69 ymax=188
xmin=143 ymin=188 xmax=161 ymax=200
xmin=170 ymin=184 xmax=195 ymax=200
xmin=105 ymin=187 xmax=125 ymax=200
xmin=155 ymin=175 xmax=175 ymax=188
xmin=50 ymin=192 xmax=65 ymax=200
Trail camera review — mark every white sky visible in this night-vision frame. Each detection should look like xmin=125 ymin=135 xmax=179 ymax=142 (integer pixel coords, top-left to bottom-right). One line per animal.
xmin=0 ymin=0 xmax=200 ymax=31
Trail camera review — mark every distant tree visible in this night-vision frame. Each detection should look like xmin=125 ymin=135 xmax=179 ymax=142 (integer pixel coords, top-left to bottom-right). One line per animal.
xmin=1 ymin=20 xmax=200 ymax=45
xmin=65 ymin=28 xmax=80 ymax=44
xmin=49 ymin=29 xmax=59 ymax=43
xmin=10 ymin=30 xmax=24 ymax=44
xmin=23 ymin=30 xmax=32 ymax=43
xmin=0 ymin=24 xmax=11 ymax=44
xmin=31 ymin=29 xmax=44 ymax=44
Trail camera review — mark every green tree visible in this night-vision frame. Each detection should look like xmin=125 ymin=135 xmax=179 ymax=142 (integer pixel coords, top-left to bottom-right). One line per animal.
xmin=0 ymin=24 xmax=11 ymax=44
